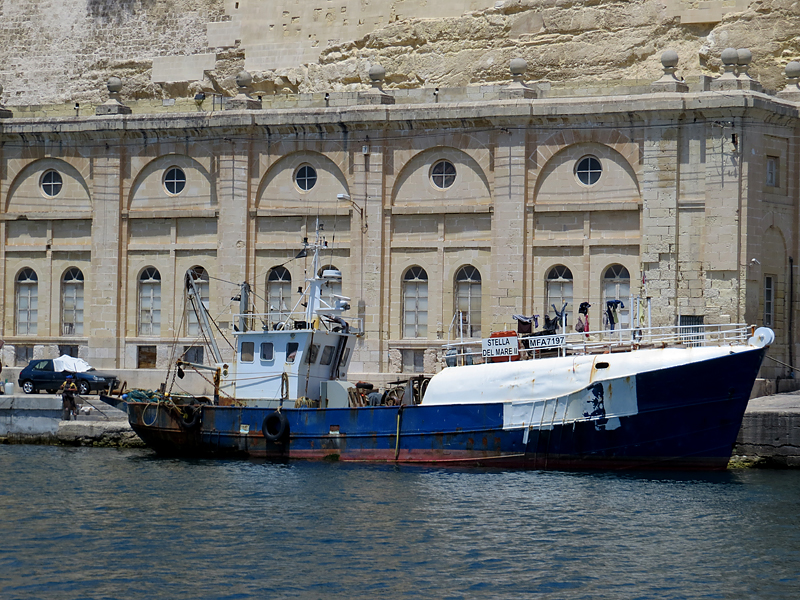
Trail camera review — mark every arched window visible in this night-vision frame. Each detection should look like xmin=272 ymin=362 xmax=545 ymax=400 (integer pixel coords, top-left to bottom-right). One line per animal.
xmin=318 ymin=265 xmax=342 ymax=308
xmin=16 ymin=268 xmax=38 ymax=335
xmin=403 ymin=266 xmax=428 ymax=338
xmin=61 ymin=267 xmax=84 ymax=336
xmin=546 ymin=265 xmax=573 ymax=329
xmin=267 ymin=266 xmax=292 ymax=321
xmin=603 ymin=264 xmax=631 ymax=331
xmin=138 ymin=267 xmax=161 ymax=336
xmin=186 ymin=266 xmax=209 ymax=337
xmin=455 ymin=266 xmax=481 ymax=338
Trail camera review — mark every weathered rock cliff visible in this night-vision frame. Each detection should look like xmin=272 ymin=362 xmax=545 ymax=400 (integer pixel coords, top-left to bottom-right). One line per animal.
xmin=1 ymin=0 xmax=799 ymax=107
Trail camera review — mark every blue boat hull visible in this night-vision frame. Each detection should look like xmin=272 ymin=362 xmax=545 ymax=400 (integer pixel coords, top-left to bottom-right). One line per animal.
xmin=114 ymin=347 xmax=766 ymax=470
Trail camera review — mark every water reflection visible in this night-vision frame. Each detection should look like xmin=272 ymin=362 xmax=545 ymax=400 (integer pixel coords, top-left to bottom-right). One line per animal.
xmin=1 ymin=446 xmax=799 ymax=599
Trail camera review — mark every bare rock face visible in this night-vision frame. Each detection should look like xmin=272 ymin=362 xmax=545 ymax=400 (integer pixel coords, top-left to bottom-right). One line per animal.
xmin=1 ymin=0 xmax=800 ymax=106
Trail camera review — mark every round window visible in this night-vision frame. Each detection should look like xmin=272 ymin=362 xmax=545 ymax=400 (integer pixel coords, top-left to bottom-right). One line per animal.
xmin=431 ymin=160 xmax=456 ymax=190
xmin=41 ymin=170 xmax=63 ymax=198
xmin=295 ymin=165 xmax=317 ymax=192
xmin=575 ymin=156 xmax=602 ymax=186
xmin=164 ymin=167 xmax=186 ymax=195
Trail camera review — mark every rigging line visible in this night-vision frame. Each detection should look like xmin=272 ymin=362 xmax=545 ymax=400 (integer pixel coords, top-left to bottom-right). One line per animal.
xmin=765 ymin=354 xmax=800 ymax=372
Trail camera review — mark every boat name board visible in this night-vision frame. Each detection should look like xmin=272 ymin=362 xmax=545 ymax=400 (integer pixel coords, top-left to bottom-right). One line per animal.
xmin=482 ymin=336 xmax=520 ymax=358
xmin=527 ymin=335 xmax=565 ymax=349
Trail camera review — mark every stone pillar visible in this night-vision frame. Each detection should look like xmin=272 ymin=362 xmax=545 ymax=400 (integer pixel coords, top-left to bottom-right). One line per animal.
xmin=703 ymin=120 xmax=743 ymax=322
xmin=777 ymin=62 xmax=800 ymax=101
xmin=88 ymin=154 xmax=124 ymax=369
xmin=711 ymin=48 xmax=743 ymax=92
xmin=735 ymin=48 xmax=762 ymax=92
xmin=356 ymin=141 xmax=386 ymax=374
xmin=491 ymin=129 xmax=527 ymax=329
xmin=640 ymin=126 xmax=680 ymax=325
xmin=650 ymin=50 xmax=688 ymax=93
xmin=225 ymin=71 xmax=262 ymax=110
xmin=95 ymin=77 xmax=132 ymax=116
xmin=358 ymin=65 xmax=394 ymax=105
xmin=216 ymin=138 xmax=251 ymax=313
xmin=500 ymin=58 xmax=537 ymax=99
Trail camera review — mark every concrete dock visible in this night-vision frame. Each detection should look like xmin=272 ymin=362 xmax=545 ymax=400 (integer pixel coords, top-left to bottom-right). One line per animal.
xmin=0 ymin=394 xmax=145 ymax=448
xmin=733 ymin=392 xmax=800 ymax=467
xmin=3 ymin=391 xmax=800 ymax=467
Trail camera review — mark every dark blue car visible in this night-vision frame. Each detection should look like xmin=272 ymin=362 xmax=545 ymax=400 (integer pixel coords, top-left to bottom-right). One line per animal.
xmin=18 ymin=359 xmax=118 ymax=395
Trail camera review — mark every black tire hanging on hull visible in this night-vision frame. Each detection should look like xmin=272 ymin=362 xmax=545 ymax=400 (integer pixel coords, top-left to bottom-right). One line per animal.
xmin=262 ymin=411 xmax=289 ymax=443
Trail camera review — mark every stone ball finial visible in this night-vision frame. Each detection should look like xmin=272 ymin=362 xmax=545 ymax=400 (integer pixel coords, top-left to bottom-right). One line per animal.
xmin=236 ymin=70 xmax=253 ymax=88
xmin=737 ymin=48 xmax=752 ymax=66
xmin=786 ymin=61 xmax=800 ymax=79
xmin=721 ymin=48 xmax=739 ymax=66
xmin=368 ymin=64 xmax=386 ymax=83
xmin=661 ymin=49 xmax=679 ymax=69
xmin=107 ymin=77 xmax=122 ymax=94
xmin=510 ymin=57 xmax=527 ymax=76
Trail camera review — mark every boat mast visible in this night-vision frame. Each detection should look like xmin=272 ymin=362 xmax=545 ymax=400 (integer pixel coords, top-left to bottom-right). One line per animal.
xmin=305 ymin=217 xmax=324 ymax=324
xmin=186 ymin=269 xmax=224 ymax=364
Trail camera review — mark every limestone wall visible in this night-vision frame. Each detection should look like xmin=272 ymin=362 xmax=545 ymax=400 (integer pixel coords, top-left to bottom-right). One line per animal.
xmin=0 ymin=90 xmax=797 ymax=381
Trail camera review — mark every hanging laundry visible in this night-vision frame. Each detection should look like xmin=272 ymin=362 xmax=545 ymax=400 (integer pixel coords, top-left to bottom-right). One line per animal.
xmin=512 ymin=314 xmax=539 ymax=334
xmin=606 ymin=300 xmax=625 ymax=331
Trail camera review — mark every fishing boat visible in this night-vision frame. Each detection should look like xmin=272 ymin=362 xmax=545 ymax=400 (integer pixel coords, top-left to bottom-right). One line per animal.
xmin=101 ymin=229 xmax=774 ymax=470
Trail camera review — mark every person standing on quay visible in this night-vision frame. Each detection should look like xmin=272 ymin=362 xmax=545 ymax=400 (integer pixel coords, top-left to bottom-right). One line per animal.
xmin=59 ymin=375 xmax=78 ymax=420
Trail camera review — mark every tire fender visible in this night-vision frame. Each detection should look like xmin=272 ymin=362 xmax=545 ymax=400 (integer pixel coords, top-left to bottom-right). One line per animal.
xmin=262 ymin=411 xmax=289 ymax=443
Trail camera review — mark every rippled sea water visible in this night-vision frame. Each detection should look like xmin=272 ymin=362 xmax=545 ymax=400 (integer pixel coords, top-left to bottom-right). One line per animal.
xmin=1 ymin=445 xmax=799 ymax=600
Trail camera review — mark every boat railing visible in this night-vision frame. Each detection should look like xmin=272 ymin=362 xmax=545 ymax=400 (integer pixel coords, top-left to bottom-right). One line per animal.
xmin=232 ymin=312 xmax=363 ymax=335
xmin=442 ymin=322 xmax=753 ymax=366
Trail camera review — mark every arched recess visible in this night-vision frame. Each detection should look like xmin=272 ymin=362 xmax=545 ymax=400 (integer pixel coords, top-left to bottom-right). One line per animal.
xmin=392 ymin=147 xmax=491 ymax=207
xmin=534 ymin=143 xmax=640 ymax=206
xmin=258 ymin=151 xmax=349 ymax=209
xmin=761 ymin=225 xmax=788 ymax=332
xmin=5 ymin=158 xmax=91 ymax=214
xmin=128 ymin=154 xmax=216 ymax=211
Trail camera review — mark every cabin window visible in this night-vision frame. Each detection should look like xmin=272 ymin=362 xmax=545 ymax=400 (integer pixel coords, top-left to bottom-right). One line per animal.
xmin=259 ymin=342 xmax=274 ymax=361
xmin=320 ymin=345 xmax=335 ymax=366
xmin=241 ymin=342 xmax=255 ymax=362
xmin=338 ymin=347 xmax=350 ymax=368
xmin=286 ymin=342 xmax=299 ymax=363
xmin=305 ymin=344 xmax=320 ymax=364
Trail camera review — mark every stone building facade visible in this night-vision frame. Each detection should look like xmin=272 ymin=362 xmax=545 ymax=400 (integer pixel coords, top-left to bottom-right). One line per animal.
xmin=1 ymin=69 xmax=798 ymax=388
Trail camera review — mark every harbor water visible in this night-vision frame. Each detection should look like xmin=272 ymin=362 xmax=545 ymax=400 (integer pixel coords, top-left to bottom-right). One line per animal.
xmin=1 ymin=445 xmax=799 ymax=599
